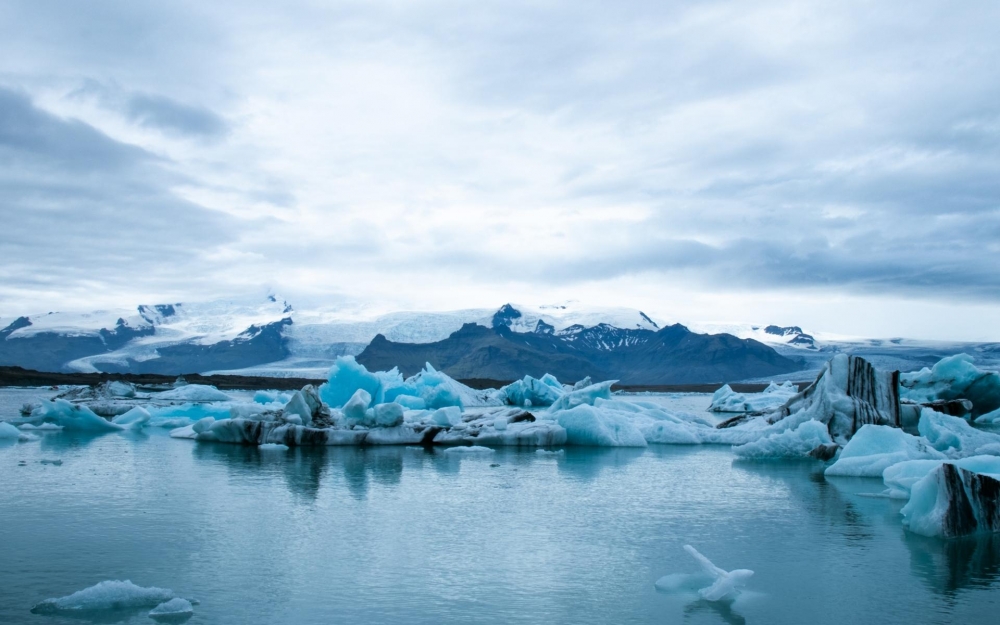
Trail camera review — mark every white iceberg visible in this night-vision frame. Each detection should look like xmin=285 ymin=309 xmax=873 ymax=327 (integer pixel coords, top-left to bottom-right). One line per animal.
xmin=709 ymin=381 xmax=797 ymax=413
xmin=149 ymin=597 xmax=194 ymax=619
xmin=883 ymin=456 xmax=1000 ymax=499
xmin=656 ymin=546 xmax=753 ymax=602
xmin=441 ymin=445 xmax=495 ymax=454
xmin=825 ymin=424 xmax=945 ymax=477
xmin=153 ymin=385 xmax=232 ymax=402
xmin=111 ymin=406 xmax=151 ymax=429
xmin=31 ymin=580 xmax=180 ymax=614
xmin=732 ymin=420 xmax=833 ymax=460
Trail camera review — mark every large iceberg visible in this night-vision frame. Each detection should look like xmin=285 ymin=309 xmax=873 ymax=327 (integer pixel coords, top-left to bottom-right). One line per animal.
xmin=901 ymin=463 xmax=1000 ymax=538
xmin=900 ymin=354 xmax=1000 ymax=418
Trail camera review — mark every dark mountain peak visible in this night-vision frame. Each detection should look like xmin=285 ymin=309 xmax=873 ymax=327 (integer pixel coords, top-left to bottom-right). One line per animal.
xmin=237 ymin=317 xmax=293 ymax=342
xmin=534 ymin=319 xmax=555 ymax=335
xmin=639 ymin=312 xmax=659 ymax=329
xmin=1 ymin=316 xmax=32 ymax=339
xmin=765 ymin=325 xmax=803 ymax=336
xmin=138 ymin=304 xmax=179 ymax=325
xmin=764 ymin=324 xmax=816 ymax=349
xmin=453 ymin=322 xmax=495 ymax=339
xmin=491 ymin=304 xmax=523 ymax=330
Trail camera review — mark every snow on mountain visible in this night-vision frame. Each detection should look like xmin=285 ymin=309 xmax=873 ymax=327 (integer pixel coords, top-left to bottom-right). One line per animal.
xmin=486 ymin=302 xmax=660 ymax=335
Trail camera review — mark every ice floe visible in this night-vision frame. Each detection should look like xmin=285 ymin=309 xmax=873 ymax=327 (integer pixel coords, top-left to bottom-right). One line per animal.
xmin=655 ymin=545 xmax=753 ymax=602
xmin=30 ymin=580 xmax=184 ymax=614
xmin=149 ymin=597 xmax=195 ymax=619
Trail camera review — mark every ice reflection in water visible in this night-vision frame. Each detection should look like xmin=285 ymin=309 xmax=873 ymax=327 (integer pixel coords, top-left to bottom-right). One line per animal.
xmin=1 ymin=388 xmax=999 ymax=624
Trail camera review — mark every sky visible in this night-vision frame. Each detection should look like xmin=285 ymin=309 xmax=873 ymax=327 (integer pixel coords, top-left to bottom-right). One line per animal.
xmin=1 ymin=0 xmax=999 ymax=341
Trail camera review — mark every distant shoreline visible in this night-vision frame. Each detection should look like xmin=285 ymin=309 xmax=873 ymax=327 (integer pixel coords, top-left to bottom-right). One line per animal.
xmin=0 ymin=365 xmax=811 ymax=394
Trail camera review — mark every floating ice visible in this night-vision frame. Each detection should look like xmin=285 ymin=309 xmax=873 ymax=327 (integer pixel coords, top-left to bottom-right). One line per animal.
xmin=39 ymin=399 xmax=123 ymax=432
xmin=901 ymin=463 xmax=1000 ymax=538
xmin=319 ymin=356 xmax=385 ymax=408
xmin=31 ymin=580 xmax=179 ymax=614
xmin=901 ymin=354 xmax=1000 ymax=417
xmin=709 ymin=381 xmax=797 ymax=413
xmin=254 ymin=390 xmax=292 ymax=405
xmin=111 ymin=406 xmax=151 ymax=429
xmin=768 ymin=354 xmax=900 ymax=444
xmin=149 ymin=597 xmax=194 ymax=619
xmin=442 ymin=445 xmax=494 ymax=454
xmin=342 ymin=388 xmax=372 ymax=427
xmin=259 ymin=443 xmax=289 ymax=451
xmin=548 ymin=380 xmax=615 ymax=412
xmin=373 ymin=402 xmax=404 ymax=427
xmin=976 ymin=407 xmax=1000 ymax=425
xmin=918 ymin=408 xmax=1000 ymax=457
xmin=556 ymin=405 xmax=647 ymax=447
xmin=153 ymin=385 xmax=232 ymax=402
xmin=0 ymin=421 xmax=21 ymax=439
xmin=883 ymin=456 xmax=1000 ymax=499
xmin=825 ymin=424 xmax=945 ymax=477
xmin=732 ymin=420 xmax=833 ymax=460
xmin=500 ymin=375 xmax=565 ymax=407
xmin=655 ymin=545 xmax=753 ymax=602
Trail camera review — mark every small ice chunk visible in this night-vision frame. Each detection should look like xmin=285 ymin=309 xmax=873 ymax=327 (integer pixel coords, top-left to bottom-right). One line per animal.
xmin=30 ymin=580 xmax=178 ymax=614
xmin=373 ymin=402 xmax=405 ymax=427
xmin=431 ymin=406 xmax=462 ymax=427
xmin=40 ymin=399 xmax=123 ymax=432
xmin=0 ymin=421 xmax=21 ymax=440
xmin=683 ymin=545 xmax=754 ymax=601
xmin=111 ymin=406 xmax=151 ymax=428
xmin=442 ymin=445 xmax=495 ymax=454
xmin=343 ymin=388 xmax=372 ymax=427
xmin=259 ymin=443 xmax=289 ymax=451
xmin=149 ymin=597 xmax=194 ymax=619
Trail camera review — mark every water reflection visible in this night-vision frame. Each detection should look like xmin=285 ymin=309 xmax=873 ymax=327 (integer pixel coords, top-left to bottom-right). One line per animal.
xmin=193 ymin=442 xmax=331 ymax=501
xmin=683 ymin=598 xmax=747 ymax=625
xmin=554 ymin=447 xmax=645 ymax=481
xmin=904 ymin=531 xmax=1000 ymax=596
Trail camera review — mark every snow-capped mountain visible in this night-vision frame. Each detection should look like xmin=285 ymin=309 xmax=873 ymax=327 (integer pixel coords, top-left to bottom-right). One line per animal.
xmin=3 ymin=295 xmax=999 ymax=381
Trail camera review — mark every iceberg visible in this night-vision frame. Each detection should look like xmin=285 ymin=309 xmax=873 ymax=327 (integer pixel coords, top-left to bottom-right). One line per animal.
xmin=918 ymin=408 xmax=1000 ymax=457
xmin=767 ymin=355 xmax=901 ymax=444
xmin=31 ymin=580 xmax=180 ymax=614
xmin=883 ymin=456 xmax=1000 ymax=499
xmin=39 ymin=399 xmax=123 ymax=432
xmin=342 ymin=389 xmax=372 ymax=427
xmin=548 ymin=380 xmax=615 ymax=412
xmin=556 ymin=405 xmax=647 ymax=447
xmin=825 ymin=424 xmax=944 ymax=477
xmin=655 ymin=546 xmax=753 ymax=602
xmin=0 ymin=421 xmax=25 ymax=441
xmin=153 ymin=385 xmax=232 ymax=402
xmin=901 ymin=354 xmax=1000 ymax=418
xmin=319 ymin=356 xmax=385 ymax=407
xmin=709 ymin=381 xmax=798 ymax=413
xmin=901 ymin=463 xmax=1000 ymax=538
xmin=149 ymin=597 xmax=194 ymax=619
xmin=441 ymin=445 xmax=495 ymax=454
xmin=111 ymin=406 xmax=151 ymax=429
xmin=500 ymin=374 xmax=565 ymax=407
xmin=732 ymin=420 xmax=833 ymax=460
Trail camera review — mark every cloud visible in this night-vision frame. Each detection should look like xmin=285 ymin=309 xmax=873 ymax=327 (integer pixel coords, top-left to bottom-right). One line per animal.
xmin=0 ymin=0 xmax=999 ymax=339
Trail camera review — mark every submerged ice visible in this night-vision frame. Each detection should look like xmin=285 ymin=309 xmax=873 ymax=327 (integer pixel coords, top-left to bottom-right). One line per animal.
xmin=30 ymin=580 xmax=183 ymax=614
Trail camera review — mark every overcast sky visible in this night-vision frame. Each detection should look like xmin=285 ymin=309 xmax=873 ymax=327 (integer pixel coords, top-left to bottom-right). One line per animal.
xmin=1 ymin=0 xmax=999 ymax=340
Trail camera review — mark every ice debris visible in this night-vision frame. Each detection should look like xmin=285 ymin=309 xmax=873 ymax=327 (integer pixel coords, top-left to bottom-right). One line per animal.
xmin=656 ymin=546 xmax=753 ymax=602
xmin=709 ymin=381 xmax=797 ymax=413
xmin=0 ymin=421 xmax=23 ymax=440
xmin=31 ymin=580 xmax=181 ymax=614
xmin=149 ymin=597 xmax=194 ymax=619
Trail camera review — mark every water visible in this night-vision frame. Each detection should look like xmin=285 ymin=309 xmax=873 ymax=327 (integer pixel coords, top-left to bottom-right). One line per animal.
xmin=2 ymin=389 xmax=1000 ymax=624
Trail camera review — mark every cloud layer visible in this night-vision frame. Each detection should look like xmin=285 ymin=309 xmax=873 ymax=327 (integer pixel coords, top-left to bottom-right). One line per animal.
xmin=1 ymin=0 xmax=998 ymax=339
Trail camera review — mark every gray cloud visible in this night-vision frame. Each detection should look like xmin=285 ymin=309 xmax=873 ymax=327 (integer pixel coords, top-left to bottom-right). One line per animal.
xmin=0 ymin=1 xmax=999 ymax=337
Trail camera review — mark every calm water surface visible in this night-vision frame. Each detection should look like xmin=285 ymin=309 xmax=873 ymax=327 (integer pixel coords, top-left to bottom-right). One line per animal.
xmin=2 ymin=388 xmax=999 ymax=624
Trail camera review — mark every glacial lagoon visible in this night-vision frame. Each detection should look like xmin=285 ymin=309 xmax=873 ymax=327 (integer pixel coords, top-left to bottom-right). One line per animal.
xmin=2 ymin=387 xmax=999 ymax=625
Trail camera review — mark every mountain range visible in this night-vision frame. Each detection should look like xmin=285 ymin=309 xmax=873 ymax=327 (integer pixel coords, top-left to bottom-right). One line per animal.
xmin=2 ymin=296 xmax=998 ymax=383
